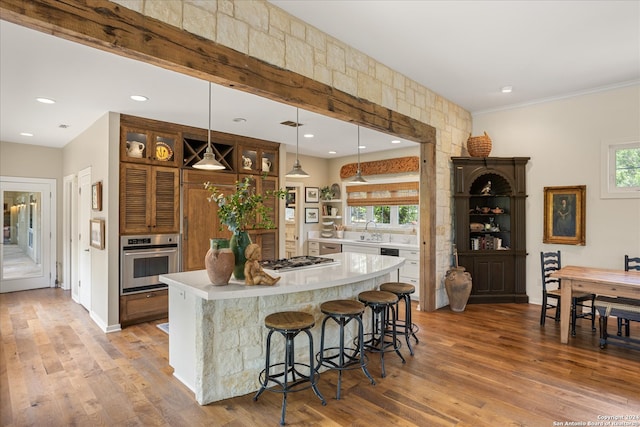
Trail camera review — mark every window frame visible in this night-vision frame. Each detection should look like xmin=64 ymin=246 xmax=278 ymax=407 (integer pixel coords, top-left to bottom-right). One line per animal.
xmin=344 ymin=177 xmax=420 ymax=229
xmin=600 ymin=139 xmax=640 ymax=199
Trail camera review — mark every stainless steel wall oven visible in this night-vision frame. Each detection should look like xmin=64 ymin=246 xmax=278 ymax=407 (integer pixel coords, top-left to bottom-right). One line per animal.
xmin=120 ymin=234 xmax=180 ymax=295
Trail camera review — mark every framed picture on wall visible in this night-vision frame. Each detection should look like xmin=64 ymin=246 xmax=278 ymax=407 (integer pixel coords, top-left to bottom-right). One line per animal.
xmin=90 ymin=219 xmax=105 ymax=249
xmin=543 ymin=185 xmax=586 ymax=245
xmin=305 ymin=207 xmax=319 ymax=223
xmin=305 ymin=187 xmax=319 ymax=203
xmin=91 ymin=181 xmax=102 ymax=211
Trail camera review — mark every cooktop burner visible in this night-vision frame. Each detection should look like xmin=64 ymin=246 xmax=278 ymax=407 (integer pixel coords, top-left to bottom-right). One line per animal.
xmin=260 ymin=256 xmax=336 ymax=271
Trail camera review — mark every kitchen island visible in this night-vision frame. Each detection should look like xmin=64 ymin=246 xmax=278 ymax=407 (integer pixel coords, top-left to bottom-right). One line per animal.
xmin=159 ymin=252 xmax=404 ymax=405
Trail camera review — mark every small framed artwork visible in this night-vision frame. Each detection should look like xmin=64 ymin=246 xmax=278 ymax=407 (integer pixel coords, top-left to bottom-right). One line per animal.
xmin=305 ymin=187 xmax=319 ymax=203
xmin=305 ymin=207 xmax=319 ymax=223
xmin=92 ymin=181 xmax=102 ymax=211
xmin=90 ymin=219 xmax=105 ymax=249
xmin=543 ymin=185 xmax=586 ymax=245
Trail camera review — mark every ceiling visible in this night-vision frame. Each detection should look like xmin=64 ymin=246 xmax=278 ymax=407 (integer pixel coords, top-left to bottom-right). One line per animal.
xmin=1 ymin=1 xmax=638 ymax=157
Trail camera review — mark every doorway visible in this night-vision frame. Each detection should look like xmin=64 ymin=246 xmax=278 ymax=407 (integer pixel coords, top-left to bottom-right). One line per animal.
xmin=77 ymin=168 xmax=92 ymax=310
xmin=0 ymin=176 xmax=56 ymax=292
xmin=284 ymin=182 xmax=304 ymax=258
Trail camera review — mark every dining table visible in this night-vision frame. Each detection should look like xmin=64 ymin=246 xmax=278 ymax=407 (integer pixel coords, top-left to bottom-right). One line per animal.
xmin=551 ymin=265 xmax=640 ymax=344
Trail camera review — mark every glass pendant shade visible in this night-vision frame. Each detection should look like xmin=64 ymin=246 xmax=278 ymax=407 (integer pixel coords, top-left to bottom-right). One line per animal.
xmin=351 ymin=126 xmax=367 ymax=183
xmin=285 ymin=108 xmax=309 ymax=178
xmin=194 ymin=82 xmax=225 ymax=170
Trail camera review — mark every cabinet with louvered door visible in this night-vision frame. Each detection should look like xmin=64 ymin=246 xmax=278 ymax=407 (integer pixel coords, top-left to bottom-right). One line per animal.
xmin=120 ymin=163 xmax=179 ymax=235
xmin=239 ymin=174 xmax=280 ymax=260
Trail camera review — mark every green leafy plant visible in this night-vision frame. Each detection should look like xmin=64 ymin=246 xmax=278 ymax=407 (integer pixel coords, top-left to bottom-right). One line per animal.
xmin=320 ymin=186 xmax=333 ymax=200
xmin=204 ymin=176 xmax=286 ymax=233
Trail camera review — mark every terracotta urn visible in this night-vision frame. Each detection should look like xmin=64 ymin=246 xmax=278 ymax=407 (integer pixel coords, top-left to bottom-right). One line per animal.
xmin=444 ymin=266 xmax=473 ymax=312
xmin=205 ymin=238 xmax=234 ymax=285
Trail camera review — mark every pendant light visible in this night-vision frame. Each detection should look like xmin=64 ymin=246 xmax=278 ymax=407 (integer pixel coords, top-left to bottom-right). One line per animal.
xmin=351 ymin=126 xmax=367 ymax=183
xmin=193 ymin=82 xmax=225 ymax=170
xmin=285 ymin=108 xmax=310 ymax=178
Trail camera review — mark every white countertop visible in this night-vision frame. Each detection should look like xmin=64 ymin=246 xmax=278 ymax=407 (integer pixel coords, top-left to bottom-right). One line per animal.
xmin=308 ymin=236 xmax=419 ymax=251
xmin=159 ymin=252 xmax=405 ymax=301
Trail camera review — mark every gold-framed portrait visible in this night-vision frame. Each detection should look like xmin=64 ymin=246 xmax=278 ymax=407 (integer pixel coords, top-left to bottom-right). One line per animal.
xmin=543 ymin=185 xmax=586 ymax=245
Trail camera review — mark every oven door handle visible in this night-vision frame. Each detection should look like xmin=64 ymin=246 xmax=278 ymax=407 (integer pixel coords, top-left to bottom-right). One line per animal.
xmin=123 ymin=249 xmax=177 ymax=257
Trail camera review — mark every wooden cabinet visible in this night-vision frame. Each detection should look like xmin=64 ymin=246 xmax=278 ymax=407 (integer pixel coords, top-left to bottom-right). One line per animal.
xmin=121 ymin=125 xmax=181 ymax=167
xmin=452 ymin=157 xmax=529 ymax=304
xmin=119 ymin=289 xmax=168 ymax=327
xmin=182 ymin=170 xmax=235 ymax=271
xmin=239 ymin=174 xmax=280 ymax=260
xmin=238 ymin=144 xmax=278 ymax=176
xmin=120 ymin=163 xmax=179 ymax=235
xmin=308 ymin=241 xmax=320 ymax=257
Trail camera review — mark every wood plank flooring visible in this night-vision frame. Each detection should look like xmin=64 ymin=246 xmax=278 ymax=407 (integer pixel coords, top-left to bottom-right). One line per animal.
xmin=1 ymin=288 xmax=639 ymax=426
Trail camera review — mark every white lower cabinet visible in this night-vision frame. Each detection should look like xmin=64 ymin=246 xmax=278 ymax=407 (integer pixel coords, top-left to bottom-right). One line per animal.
xmin=399 ymin=249 xmax=420 ymax=299
xmin=308 ymin=241 xmax=319 ymax=256
xmin=341 ymin=244 xmax=380 ymax=255
xmin=168 ymin=286 xmax=196 ymax=392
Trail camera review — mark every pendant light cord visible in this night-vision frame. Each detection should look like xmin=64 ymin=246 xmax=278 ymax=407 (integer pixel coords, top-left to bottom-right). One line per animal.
xmin=207 ymin=82 xmax=212 ymax=151
xmin=296 ymin=108 xmax=300 ymax=162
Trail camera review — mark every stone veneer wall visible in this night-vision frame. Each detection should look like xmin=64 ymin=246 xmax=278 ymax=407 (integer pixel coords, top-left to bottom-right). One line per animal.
xmin=112 ymin=0 xmax=473 ymax=308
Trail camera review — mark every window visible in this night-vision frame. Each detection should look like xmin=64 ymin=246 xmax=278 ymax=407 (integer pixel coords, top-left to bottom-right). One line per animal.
xmin=601 ymin=140 xmax=640 ymax=199
xmin=346 ymin=181 xmax=419 ymax=227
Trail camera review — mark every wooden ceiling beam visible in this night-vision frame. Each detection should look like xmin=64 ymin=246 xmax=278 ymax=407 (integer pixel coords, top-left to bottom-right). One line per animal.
xmin=0 ymin=0 xmax=435 ymax=145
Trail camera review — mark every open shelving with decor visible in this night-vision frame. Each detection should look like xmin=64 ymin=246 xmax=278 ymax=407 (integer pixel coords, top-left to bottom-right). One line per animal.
xmin=320 ymin=199 xmax=342 ymax=238
xmin=452 ymin=157 xmax=529 ymax=304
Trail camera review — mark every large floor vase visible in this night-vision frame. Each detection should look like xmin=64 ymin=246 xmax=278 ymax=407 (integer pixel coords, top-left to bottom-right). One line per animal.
xmin=444 ymin=266 xmax=473 ymax=312
xmin=230 ymin=231 xmax=251 ymax=280
xmin=205 ymin=238 xmax=235 ymax=285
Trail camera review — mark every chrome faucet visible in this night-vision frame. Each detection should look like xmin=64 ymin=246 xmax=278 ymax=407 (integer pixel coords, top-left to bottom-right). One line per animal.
xmin=363 ymin=220 xmax=377 ymax=241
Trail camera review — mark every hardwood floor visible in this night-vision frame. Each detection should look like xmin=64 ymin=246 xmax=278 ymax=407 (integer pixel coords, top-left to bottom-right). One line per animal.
xmin=1 ymin=288 xmax=639 ymax=426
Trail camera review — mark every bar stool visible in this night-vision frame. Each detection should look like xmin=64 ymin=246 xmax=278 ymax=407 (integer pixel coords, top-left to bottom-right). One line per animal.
xmin=357 ymin=290 xmax=406 ymax=378
xmin=379 ymin=282 xmax=420 ymax=355
xmin=316 ymin=299 xmax=375 ymax=399
xmin=254 ymin=311 xmax=326 ymax=425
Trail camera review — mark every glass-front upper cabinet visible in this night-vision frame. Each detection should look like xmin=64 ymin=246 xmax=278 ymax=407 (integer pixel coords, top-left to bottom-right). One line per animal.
xmin=121 ymin=126 xmax=181 ymax=167
xmin=238 ymin=144 xmax=278 ymax=176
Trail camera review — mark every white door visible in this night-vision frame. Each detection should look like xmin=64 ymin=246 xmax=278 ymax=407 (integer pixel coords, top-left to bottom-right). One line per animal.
xmin=0 ymin=177 xmax=55 ymax=292
xmin=78 ymin=168 xmax=91 ymax=310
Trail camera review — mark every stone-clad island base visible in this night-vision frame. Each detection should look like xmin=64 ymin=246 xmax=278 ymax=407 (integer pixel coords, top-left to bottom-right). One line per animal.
xmin=159 ymin=252 xmax=405 ymax=405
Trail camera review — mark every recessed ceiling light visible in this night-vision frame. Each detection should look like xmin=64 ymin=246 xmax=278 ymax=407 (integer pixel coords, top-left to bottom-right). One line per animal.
xmin=20 ymin=132 xmax=33 ymax=137
xmin=36 ymin=97 xmax=55 ymax=104
xmin=359 ymin=145 xmax=366 ymax=149
xmin=130 ymin=95 xmax=148 ymax=102
xmin=232 ymin=117 xmax=247 ymax=123
xmin=501 ymin=86 xmax=513 ymax=93
xmin=391 ymin=140 xmax=401 ymax=144
xmin=329 ymin=150 xmax=337 ymax=154
xmin=303 ymin=133 xmax=314 ymax=138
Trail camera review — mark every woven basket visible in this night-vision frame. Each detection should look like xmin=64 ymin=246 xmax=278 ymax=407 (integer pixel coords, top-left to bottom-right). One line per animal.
xmin=467 ymin=131 xmax=492 ymax=157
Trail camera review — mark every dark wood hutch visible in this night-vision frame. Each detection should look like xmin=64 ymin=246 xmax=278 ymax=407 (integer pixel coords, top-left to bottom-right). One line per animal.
xmin=452 ymin=157 xmax=529 ymax=304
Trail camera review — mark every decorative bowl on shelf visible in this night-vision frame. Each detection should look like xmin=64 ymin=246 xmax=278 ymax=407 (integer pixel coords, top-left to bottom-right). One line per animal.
xmin=491 ymin=207 xmax=504 ymax=214
xmin=480 ymin=207 xmax=491 ymax=214
xmin=470 ymin=223 xmax=484 ymax=232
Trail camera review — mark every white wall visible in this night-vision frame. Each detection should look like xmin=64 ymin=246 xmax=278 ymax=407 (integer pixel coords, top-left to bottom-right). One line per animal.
xmin=62 ymin=112 xmax=121 ymax=331
xmin=473 ymin=84 xmax=640 ymax=304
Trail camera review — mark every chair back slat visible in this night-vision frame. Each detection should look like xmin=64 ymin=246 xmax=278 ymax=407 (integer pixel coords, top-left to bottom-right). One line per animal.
xmin=540 ymin=251 xmax=561 ymax=291
xmin=625 ymin=255 xmax=640 ymax=272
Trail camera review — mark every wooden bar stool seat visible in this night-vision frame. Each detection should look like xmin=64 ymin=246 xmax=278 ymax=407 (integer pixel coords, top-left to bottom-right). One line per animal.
xmin=316 ymin=299 xmax=375 ymax=400
xmin=357 ymin=290 xmax=405 ymax=378
xmin=254 ymin=311 xmax=326 ymax=425
xmin=379 ymin=282 xmax=420 ymax=355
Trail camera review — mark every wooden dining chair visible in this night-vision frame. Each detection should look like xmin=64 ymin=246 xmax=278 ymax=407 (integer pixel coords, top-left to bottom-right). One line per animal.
xmin=617 ymin=255 xmax=640 ymax=336
xmin=540 ymin=251 xmax=596 ymax=336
